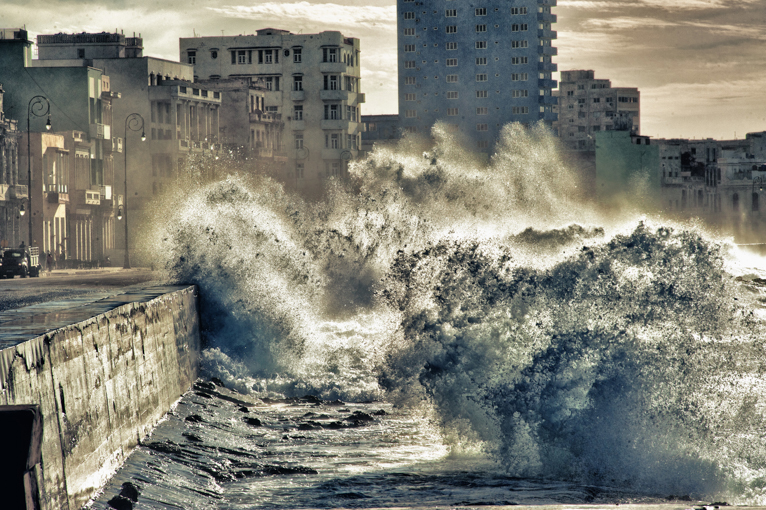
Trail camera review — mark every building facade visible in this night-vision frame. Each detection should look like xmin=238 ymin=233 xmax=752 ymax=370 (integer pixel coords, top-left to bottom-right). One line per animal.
xmin=396 ymin=0 xmax=557 ymax=151
xmin=180 ymin=29 xmax=365 ymax=196
xmin=33 ymin=31 xmax=221 ymax=264
xmin=0 ymin=29 xmax=117 ymax=263
xmin=0 ymin=83 xmax=23 ymax=248
xmin=361 ymin=114 xmax=401 ymax=154
xmin=554 ymin=70 xmax=640 ymax=151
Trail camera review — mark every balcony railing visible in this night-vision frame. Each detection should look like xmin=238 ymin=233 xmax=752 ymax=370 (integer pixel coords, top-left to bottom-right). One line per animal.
xmin=9 ymin=184 xmax=27 ymax=199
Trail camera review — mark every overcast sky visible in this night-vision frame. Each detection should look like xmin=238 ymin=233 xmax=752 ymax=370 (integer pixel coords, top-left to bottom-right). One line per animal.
xmin=4 ymin=0 xmax=765 ymax=140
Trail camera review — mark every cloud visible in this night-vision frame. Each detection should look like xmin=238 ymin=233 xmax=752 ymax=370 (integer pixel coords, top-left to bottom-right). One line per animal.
xmin=207 ymin=2 xmax=397 ymax=32
xmin=558 ymin=0 xmax=733 ymax=10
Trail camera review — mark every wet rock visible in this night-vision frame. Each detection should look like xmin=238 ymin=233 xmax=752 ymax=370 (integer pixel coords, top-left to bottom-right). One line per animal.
xmin=243 ymin=417 xmax=262 ymax=427
xmin=185 ymin=414 xmax=205 ymax=423
xmin=210 ymin=377 xmax=225 ymax=387
xmin=195 ymin=381 xmax=216 ymax=391
xmin=260 ymin=465 xmax=318 ymax=475
xmin=372 ymin=409 xmax=387 ymax=416
xmin=194 ymin=391 xmax=212 ymax=399
xmin=118 ymin=482 xmax=139 ymax=502
xmin=107 ymin=495 xmax=134 ymax=510
xmin=345 ymin=411 xmax=374 ymax=422
xmin=144 ymin=441 xmax=183 ymax=455
xmin=238 ymin=406 xmax=250 ymax=413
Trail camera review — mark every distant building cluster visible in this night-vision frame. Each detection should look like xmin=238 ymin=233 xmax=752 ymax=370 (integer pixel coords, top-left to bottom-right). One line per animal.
xmin=1 ymin=0 xmax=764 ymax=261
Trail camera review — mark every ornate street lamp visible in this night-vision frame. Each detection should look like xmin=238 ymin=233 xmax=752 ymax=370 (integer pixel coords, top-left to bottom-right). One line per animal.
xmin=123 ymin=113 xmax=145 ymax=269
xmin=27 ymin=95 xmax=51 ymax=248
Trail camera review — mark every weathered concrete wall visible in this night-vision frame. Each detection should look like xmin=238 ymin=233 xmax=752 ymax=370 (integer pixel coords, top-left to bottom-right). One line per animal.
xmin=0 ymin=285 xmax=200 ymax=510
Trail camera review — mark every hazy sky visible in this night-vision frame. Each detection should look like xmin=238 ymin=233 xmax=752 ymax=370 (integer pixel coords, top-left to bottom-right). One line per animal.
xmin=4 ymin=0 xmax=765 ymax=140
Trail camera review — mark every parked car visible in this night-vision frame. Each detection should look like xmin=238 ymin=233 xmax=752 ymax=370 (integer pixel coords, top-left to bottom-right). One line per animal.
xmin=1 ymin=247 xmax=41 ymax=278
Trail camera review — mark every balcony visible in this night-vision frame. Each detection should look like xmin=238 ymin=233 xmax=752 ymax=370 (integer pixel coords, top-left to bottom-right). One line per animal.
xmin=9 ymin=184 xmax=27 ymax=199
xmin=538 ymin=61 xmax=557 ymax=73
xmin=47 ymin=192 xmax=69 ymax=204
xmin=356 ymin=92 xmax=366 ymax=104
xmin=537 ymin=12 xmax=557 ymax=23
xmin=89 ymin=123 xmax=111 ymax=140
xmin=538 ymin=95 xmax=558 ymax=105
xmin=106 ymin=137 xmax=123 ymax=153
xmin=320 ymin=89 xmax=349 ymax=101
xmin=538 ymin=78 xmax=557 ymax=89
xmin=321 ymin=118 xmax=346 ymax=130
xmin=291 ymin=90 xmax=305 ymax=101
xmin=537 ymin=45 xmax=558 ymax=56
xmin=319 ymin=62 xmax=348 ymax=73
xmin=83 ymin=189 xmax=100 ymax=205
xmin=538 ymin=29 xmax=557 ymax=40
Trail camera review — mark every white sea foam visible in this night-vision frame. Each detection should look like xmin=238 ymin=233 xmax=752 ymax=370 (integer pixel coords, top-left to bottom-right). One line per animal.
xmin=146 ymin=122 xmax=766 ymax=503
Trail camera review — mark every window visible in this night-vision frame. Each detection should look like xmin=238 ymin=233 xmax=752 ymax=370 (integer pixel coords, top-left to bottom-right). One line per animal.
xmin=405 ymin=109 xmax=417 ymax=118
xmin=447 ymin=108 xmax=459 ymax=116
xmin=237 ymin=50 xmax=247 ymax=64
xmin=323 ymin=48 xmax=338 ymax=62
xmin=446 ymin=91 xmax=458 ymax=99
xmin=476 ymin=24 xmax=487 ymax=32
xmin=619 ymin=96 xmax=639 ymax=103
xmin=296 ymin=163 xmax=304 ymax=179
xmin=405 ymin=44 xmax=416 ymax=52
xmin=404 ymin=28 xmax=416 ymax=36
xmin=405 ymin=60 xmax=416 ymax=69
xmin=478 ymin=141 xmax=489 ymax=149
xmin=294 ymin=105 xmax=303 ymax=120
xmin=264 ymin=76 xmax=279 ymax=91
xmin=295 ymin=134 xmax=304 ymax=149
xmin=475 ymin=8 xmax=486 ymax=16
xmin=404 ymin=11 xmax=415 ymax=19
xmin=476 ymin=57 xmax=487 ymax=65
xmin=512 ymin=24 xmax=528 ymax=32
xmin=446 ymin=58 xmax=458 ymax=67
xmin=476 ymin=73 xmax=487 ymax=81
xmin=511 ymin=73 xmax=528 ymax=81
xmin=446 ymin=74 xmax=458 ymax=82
xmin=265 ymin=50 xmax=273 ymax=64
xmin=511 ymin=7 xmax=528 ymax=15
xmin=511 ymin=40 xmax=528 ymax=48
xmin=294 ymin=75 xmax=303 ymax=91
xmin=511 ymin=57 xmax=528 ymax=65
xmin=476 ymin=90 xmax=488 ymax=98
xmin=566 ymin=90 xmax=574 ymax=96
xmin=446 ymin=42 xmax=458 ymax=50
xmin=446 ymin=9 xmax=457 ymax=16
xmin=475 ymin=41 xmax=487 ymax=49
xmin=405 ymin=93 xmax=416 ymax=101
xmin=446 ymin=25 xmax=457 ymax=33
xmin=476 ymin=107 xmax=488 ymax=115
xmin=324 ymin=104 xmax=340 ymax=119
xmin=512 ymin=89 xmax=528 ymax=98
xmin=78 ymin=48 xmax=86 ymax=59
xmin=293 ymin=48 xmax=302 ymax=63
xmin=593 ymin=97 xmax=601 ymax=103
xmin=477 ymin=123 xmax=488 ymax=131
xmin=512 ymin=106 xmax=529 ymax=114
xmin=405 ymin=76 xmax=417 ymax=85
xmin=211 ymin=50 xmax=218 ymax=59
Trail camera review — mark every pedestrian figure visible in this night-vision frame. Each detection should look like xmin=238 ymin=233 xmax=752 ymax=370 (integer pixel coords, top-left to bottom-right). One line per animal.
xmin=19 ymin=241 xmax=25 ymax=250
xmin=47 ymin=252 xmax=54 ymax=275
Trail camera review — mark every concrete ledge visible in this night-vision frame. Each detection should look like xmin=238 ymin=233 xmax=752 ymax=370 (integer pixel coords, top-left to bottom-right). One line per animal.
xmin=0 ymin=285 xmax=201 ymax=510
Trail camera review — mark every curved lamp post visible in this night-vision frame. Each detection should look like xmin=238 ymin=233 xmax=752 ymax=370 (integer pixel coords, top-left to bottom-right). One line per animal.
xmin=123 ymin=113 xmax=145 ymax=269
xmin=27 ymin=95 xmax=51 ymax=248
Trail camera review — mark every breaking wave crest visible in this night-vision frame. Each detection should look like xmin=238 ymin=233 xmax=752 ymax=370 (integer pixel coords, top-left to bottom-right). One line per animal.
xmin=147 ymin=123 xmax=766 ymax=502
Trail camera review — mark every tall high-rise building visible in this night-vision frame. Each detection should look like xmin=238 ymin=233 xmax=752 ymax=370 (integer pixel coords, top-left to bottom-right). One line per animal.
xmin=397 ymin=0 xmax=557 ymax=151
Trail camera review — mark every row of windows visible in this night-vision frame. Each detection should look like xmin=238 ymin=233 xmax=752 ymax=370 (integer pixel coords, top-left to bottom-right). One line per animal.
xmin=404 ymin=89 xmax=526 ymax=100
xmin=404 ymin=73 xmax=529 ymax=83
xmin=403 ymin=21 xmax=529 ymax=34
xmin=404 ymin=58 xmax=529 ymax=68
xmin=404 ymin=108 xmax=528 ymax=117
xmin=407 ymin=7 xmax=527 ymax=17
xmin=210 ymin=47 xmax=357 ymax=66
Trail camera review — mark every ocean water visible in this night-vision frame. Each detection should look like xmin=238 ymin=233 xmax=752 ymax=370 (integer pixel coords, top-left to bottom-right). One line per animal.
xmin=90 ymin=123 xmax=766 ymax=508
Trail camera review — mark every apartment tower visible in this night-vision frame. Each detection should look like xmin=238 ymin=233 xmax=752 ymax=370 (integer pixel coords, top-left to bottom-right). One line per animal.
xmin=397 ymin=0 xmax=558 ymax=151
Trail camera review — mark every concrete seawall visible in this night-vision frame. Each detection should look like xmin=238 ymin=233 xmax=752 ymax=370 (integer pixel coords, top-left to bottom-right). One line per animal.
xmin=0 ymin=285 xmax=201 ymax=510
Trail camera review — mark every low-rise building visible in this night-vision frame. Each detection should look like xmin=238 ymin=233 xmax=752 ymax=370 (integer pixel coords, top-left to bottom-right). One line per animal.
xmin=361 ymin=114 xmax=400 ymax=154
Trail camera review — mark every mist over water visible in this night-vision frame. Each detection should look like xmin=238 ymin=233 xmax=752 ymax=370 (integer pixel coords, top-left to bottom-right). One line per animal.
xmin=147 ymin=122 xmax=766 ymax=503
